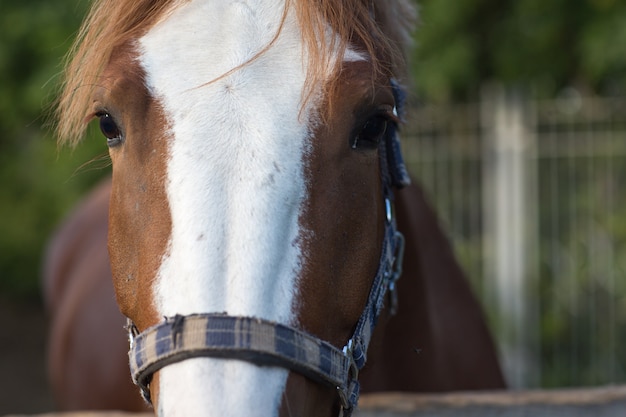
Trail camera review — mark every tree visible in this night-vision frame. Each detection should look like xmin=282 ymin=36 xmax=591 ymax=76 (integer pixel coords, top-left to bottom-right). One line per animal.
xmin=412 ymin=0 xmax=626 ymax=101
xmin=0 ymin=0 xmax=107 ymax=299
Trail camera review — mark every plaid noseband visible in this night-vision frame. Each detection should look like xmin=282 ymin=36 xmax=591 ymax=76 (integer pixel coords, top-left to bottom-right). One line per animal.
xmin=126 ymin=80 xmax=409 ymax=416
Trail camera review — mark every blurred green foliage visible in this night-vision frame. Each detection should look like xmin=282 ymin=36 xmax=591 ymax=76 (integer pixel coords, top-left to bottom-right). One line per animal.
xmin=413 ymin=0 xmax=626 ymax=101
xmin=1 ymin=0 xmax=109 ymax=300
xmin=2 ymin=0 xmax=626 ymax=302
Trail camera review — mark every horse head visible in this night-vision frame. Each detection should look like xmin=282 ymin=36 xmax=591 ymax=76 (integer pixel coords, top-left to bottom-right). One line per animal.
xmin=57 ymin=0 xmax=416 ymax=415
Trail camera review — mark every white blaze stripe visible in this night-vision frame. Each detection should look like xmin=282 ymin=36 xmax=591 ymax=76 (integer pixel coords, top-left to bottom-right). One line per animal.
xmin=139 ymin=1 xmax=310 ymax=416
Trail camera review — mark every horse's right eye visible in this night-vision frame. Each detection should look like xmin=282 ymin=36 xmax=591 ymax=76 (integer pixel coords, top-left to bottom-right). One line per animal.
xmin=351 ymin=115 xmax=392 ymax=151
xmin=352 ymin=116 xmax=388 ymax=150
xmin=97 ymin=113 xmax=123 ymax=147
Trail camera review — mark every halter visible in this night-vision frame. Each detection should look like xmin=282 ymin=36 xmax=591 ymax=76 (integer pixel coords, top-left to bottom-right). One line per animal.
xmin=126 ymin=80 xmax=410 ymax=416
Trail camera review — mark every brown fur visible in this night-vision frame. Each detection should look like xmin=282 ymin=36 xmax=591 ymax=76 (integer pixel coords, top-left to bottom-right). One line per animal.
xmin=280 ymin=59 xmax=504 ymax=416
xmin=47 ymin=0 xmax=504 ymax=415
xmin=95 ymin=42 xmax=171 ymax=332
xmin=56 ymin=0 xmax=415 ymax=144
xmin=43 ymin=179 xmax=148 ymax=411
xmin=44 ymin=180 xmax=505 ymax=413
xmin=360 ymin=182 xmax=506 ymax=392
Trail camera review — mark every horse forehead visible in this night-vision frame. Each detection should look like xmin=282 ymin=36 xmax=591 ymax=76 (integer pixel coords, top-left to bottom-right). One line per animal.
xmin=139 ymin=1 xmax=305 ymax=98
xmin=138 ymin=0 xmax=368 ymax=109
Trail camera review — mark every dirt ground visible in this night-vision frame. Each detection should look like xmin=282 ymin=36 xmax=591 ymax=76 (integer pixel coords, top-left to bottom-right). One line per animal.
xmin=0 ymin=296 xmax=55 ymax=414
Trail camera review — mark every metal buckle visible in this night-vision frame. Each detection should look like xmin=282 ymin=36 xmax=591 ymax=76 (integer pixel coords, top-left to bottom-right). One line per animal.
xmin=125 ymin=318 xmax=139 ymax=349
xmin=385 ymin=197 xmax=393 ymax=224
xmin=337 ymin=339 xmax=359 ymax=414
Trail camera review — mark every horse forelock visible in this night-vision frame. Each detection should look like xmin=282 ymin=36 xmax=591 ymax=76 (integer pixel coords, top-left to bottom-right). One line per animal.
xmin=56 ymin=0 xmax=416 ymax=145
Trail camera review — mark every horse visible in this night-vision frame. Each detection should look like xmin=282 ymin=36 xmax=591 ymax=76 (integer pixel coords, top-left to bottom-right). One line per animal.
xmin=44 ymin=179 xmax=148 ymax=411
xmin=48 ymin=0 xmax=505 ymax=415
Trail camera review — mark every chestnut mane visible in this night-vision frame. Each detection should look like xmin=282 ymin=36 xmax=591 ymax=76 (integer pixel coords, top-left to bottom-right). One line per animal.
xmin=56 ymin=0 xmax=416 ymax=145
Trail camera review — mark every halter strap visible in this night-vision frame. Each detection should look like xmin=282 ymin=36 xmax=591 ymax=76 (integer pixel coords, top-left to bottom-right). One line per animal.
xmin=387 ymin=79 xmax=411 ymax=188
xmin=127 ymin=80 xmax=410 ymax=416
xmin=128 ymin=221 xmax=404 ymax=414
xmin=129 ymin=314 xmax=352 ymax=396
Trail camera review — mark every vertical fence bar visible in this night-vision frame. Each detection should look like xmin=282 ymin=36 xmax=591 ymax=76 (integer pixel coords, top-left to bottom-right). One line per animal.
xmin=480 ymin=84 xmax=538 ymax=388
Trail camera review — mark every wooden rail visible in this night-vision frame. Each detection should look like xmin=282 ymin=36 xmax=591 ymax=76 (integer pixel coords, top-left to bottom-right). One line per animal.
xmin=6 ymin=386 xmax=626 ymax=417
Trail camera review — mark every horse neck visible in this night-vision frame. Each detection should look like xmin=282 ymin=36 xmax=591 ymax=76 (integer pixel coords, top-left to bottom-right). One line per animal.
xmin=360 ymin=182 xmax=506 ymax=392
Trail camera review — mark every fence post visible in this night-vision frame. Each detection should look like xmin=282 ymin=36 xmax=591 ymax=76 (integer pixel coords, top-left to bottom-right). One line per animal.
xmin=481 ymin=84 xmax=539 ymax=388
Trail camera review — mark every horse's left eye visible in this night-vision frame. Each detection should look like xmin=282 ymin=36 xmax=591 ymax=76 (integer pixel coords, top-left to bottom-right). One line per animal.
xmin=97 ymin=113 xmax=123 ymax=147
xmin=351 ymin=115 xmax=389 ymax=150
